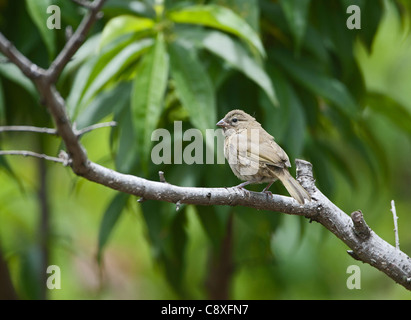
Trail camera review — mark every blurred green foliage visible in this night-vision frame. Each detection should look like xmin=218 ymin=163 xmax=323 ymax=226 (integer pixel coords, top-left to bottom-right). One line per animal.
xmin=1 ymin=0 xmax=411 ymax=299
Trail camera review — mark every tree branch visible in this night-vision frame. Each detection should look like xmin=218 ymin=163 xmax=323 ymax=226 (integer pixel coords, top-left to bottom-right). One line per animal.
xmin=46 ymin=0 xmax=107 ymax=83
xmin=390 ymin=200 xmax=400 ymax=250
xmin=75 ymin=121 xmax=117 ymax=137
xmin=0 ymin=122 xmax=116 ymax=137
xmin=0 ymin=33 xmax=46 ymax=79
xmin=0 ymin=150 xmax=69 ymax=165
xmin=70 ymin=0 xmax=94 ymax=9
xmin=0 ymin=126 xmax=58 ymax=135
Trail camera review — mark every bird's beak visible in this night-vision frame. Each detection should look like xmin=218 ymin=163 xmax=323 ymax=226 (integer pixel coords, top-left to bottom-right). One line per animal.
xmin=216 ymin=119 xmax=229 ymax=128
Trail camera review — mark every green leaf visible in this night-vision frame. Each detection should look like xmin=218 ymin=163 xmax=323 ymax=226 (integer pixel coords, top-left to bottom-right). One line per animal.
xmin=81 ymin=38 xmax=154 ymax=107
xmin=66 ymin=57 xmax=98 ymax=118
xmin=25 ymin=0 xmax=55 ymax=59
xmin=76 ymin=82 xmax=131 ymax=129
xmin=315 ymin=139 xmax=358 ymax=188
xmin=366 ymin=92 xmax=411 ymax=136
xmin=260 ymin=66 xmax=291 ymax=140
xmin=169 ymin=40 xmax=216 ymax=133
xmin=283 ymin=87 xmax=306 ymax=157
xmin=356 ymin=0 xmax=383 ymax=52
xmin=60 ymin=34 xmax=102 ymax=83
xmin=187 ymin=29 xmax=278 ymax=106
xmin=131 ymin=33 xmax=169 ymax=172
xmin=168 ymin=4 xmax=265 ymax=57
xmin=115 ymin=104 xmax=138 ymax=173
xmin=0 ymin=77 xmax=5 ymax=123
xmin=163 ymin=209 xmax=188 ymax=293
xmin=280 ymin=0 xmax=311 ymax=51
xmin=100 ymin=15 xmax=155 ymax=49
xmin=67 ymin=33 xmax=138 ymax=116
xmin=312 ymin=1 xmax=355 ymax=73
xmin=271 ymin=49 xmax=358 ymax=117
xmin=196 ymin=206 xmax=230 ymax=249
xmin=0 ymin=63 xmax=38 ymax=99
xmin=19 ymin=244 xmax=43 ymax=300
xmin=212 ymin=0 xmax=260 ymax=32
xmin=97 ymin=193 xmax=129 ymax=264
xmin=261 ymin=64 xmax=306 ymax=157
xmin=103 ymin=0 xmax=156 ymax=19
xmin=140 ymin=201 xmax=188 ymax=295
xmin=356 ymin=119 xmax=390 ymax=183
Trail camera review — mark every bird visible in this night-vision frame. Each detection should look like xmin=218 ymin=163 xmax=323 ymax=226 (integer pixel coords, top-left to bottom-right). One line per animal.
xmin=216 ymin=109 xmax=310 ymax=204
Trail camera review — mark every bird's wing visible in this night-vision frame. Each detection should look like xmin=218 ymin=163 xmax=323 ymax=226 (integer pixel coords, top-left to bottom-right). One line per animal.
xmin=244 ymin=128 xmax=291 ymax=168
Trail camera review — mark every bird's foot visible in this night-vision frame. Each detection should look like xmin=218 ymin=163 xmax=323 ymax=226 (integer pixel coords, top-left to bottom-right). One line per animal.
xmin=235 ymin=181 xmax=251 ymax=189
xmin=262 ymin=190 xmax=273 ymax=196
xmin=234 ymin=183 xmax=251 ymax=196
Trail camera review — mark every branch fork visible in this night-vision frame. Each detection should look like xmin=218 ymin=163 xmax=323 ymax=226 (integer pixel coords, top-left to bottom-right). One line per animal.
xmin=351 ymin=210 xmax=371 ymax=240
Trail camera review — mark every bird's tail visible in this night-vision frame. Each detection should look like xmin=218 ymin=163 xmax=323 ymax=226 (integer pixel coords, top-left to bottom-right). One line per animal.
xmin=277 ymin=169 xmax=311 ymax=205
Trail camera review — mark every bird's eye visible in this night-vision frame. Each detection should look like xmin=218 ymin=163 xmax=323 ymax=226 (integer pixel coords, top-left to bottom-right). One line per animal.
xmin=232 ymin=118 xmax=238 ymax=123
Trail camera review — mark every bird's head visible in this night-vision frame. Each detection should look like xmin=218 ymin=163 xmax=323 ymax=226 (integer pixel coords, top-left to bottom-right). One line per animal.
xmin=216 ymin=109 xmax=258 ymax=132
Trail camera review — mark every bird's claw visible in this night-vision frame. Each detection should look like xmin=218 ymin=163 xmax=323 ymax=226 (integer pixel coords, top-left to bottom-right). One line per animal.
xmin=235 ymin=185 xmax=250 ymax=196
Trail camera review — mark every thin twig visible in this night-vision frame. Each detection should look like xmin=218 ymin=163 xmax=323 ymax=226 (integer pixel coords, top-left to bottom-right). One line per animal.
xmin=71 ymin=0 xmax=94 ymax=9
xmin=158 ymin=171 xmax=167 ymax=183
xmin=0 ymin=122 xmax=117 ymax=137
xmin=390 ymin=200 xmax=400 ymax=250
xmin=175 ymin=200 xmax=181 ymax=212
xmin=0 ymin=126 xmax=58 ymax=135
xmin=76 ymin=121 xmax=117 ymax=137
xmin=0 ymin=150 xmax=66 ymax=164
xmin=46 ymin=0 xmax=107 ymax=83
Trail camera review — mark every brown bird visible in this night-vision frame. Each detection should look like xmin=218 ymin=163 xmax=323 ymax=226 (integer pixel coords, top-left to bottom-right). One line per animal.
xmin=216 ymin=109 xmax=310 ymax=204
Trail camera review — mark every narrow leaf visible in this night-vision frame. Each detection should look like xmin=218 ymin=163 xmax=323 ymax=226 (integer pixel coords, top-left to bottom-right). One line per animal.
xmin=280 ymin=0 xmax=311 ymax=51
xmin=97 ymin=193 xmax=129 ymax=264
xmin=0 ymin=64 xmax=38 ymax=99
xmin=169 ymin=40 xmax=216 ymax=133
xmin=115 ymin=103 xmax=138 ymax=173
xmin=131 ymin=33 xmax=169 ymax=172
xmin=25 ymin=0 xmax=55 ymax=58
xmin=271 ymin=49 xmax=358 ymax=117
xmin=0 ymin=77 xmax=5 ymax=123
xmin=367 ymin=92 xmax=411 ymax=136
xmin=81 ymin=38 xmax=154 ymax=106
xmin=68 ymin=33 xmax=138 ymax=116
xmin=168 ymin=4 xmax=265 ymax=57
xmin=100 ymin=15 xmax=155 ymax=49
xmin=76 ymin=82 xmax=131 ymax=129
xmin=197 ymin=30 xmax=277 ymax=106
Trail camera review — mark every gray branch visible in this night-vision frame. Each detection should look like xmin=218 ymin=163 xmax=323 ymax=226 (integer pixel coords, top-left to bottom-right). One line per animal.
xmin=0 ymin=150 xmax=67 ymax=165
xmin=46 ymin=0 xmax=107 ymax=83
xmin=0 ymin=0 xmax=410 ymax=292
xmin=0 ymin=122 xmax=116 ymax=137
xmin=80 ymin=159 xmax=411 ymax=290
xmin=0 ymin=126 xmax=58 ymax=135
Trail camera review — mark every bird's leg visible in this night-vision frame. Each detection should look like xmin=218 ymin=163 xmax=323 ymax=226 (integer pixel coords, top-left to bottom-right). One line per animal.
xmin=235 ymin=181 xmax=251 ymax=189
xmin=235 ymin=181 xmax=251 ymax=196
xmin=262 ymin=182 xmax=274 ymax=195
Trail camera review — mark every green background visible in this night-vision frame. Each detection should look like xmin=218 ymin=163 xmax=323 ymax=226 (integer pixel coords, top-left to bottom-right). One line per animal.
xmin=1 ymin=0 xmax=411 ymax=299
